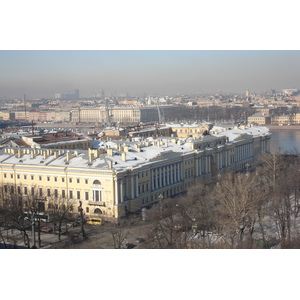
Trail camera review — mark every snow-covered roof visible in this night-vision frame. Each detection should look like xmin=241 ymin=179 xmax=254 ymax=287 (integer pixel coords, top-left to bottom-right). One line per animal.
xmin=0 ymin=126 xmax=269 ymax=173
xmin=211 ymin=125 xmax=270 ymax=142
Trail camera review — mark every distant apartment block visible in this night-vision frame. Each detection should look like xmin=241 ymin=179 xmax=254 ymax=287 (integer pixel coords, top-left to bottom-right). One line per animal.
xmin=248 ymin=114 xmax=271 ymax=125
xmin=71 ymin=106 xmax=179 ymax=124
xmin=0 ymin=111 xmax=15 ymax=121
xmin=14 ymin=111 xmax=71 ymax=122
xmin=165 ymin=123 xmax=213 ymax=138
xmin=55 ymin=89 xmax=79 ymax=100
xmin=271 ymin=113 xmax=300 ymax=125
xmin=17 ymin=132 xmax=93 ymax=150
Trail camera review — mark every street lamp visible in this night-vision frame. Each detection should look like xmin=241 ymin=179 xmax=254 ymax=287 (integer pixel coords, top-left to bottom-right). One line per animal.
xmin=158 ymin=193 xmax=163 ymax=218
xmin=245 ymin=163 xmax=250 ymax=173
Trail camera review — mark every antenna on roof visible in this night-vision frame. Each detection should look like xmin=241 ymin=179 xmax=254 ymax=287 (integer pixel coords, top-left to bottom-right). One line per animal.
xmin=24 ymin=94 xmax=27 ymax=122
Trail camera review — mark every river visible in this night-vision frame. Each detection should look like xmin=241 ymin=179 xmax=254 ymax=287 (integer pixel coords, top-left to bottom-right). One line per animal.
xmin=269 ymin=128 xmax=300 ymax=154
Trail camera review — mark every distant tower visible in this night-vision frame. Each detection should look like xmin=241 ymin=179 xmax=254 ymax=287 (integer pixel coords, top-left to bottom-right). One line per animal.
xmin=74 ymin=89 xmax=79 ymax=99
xmin=246 ymin=89 xmax=251 ymax=102
xmin=147 ymin=95 xmax=152 ymax=106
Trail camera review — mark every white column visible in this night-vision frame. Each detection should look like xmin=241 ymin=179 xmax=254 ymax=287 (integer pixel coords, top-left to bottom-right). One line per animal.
xmin=120 ymin=178 xmax=124 ymax=203
xmin=167 ymin=166 xmax=170 ymax=185
xmin=199 ymin=158 xmax=202 ymax=175
xmin=131 ymin=175 xmax=135 ymax=199
xmin=227 ymin=150 xmax=230 ymax=166
xmin=136 ymin=174 xmax=139 ymax=197
xmin=159 ymin=167 xmax=162 ymax=187
xmin=125 ymin=176 xmax=129 ymax=199
xmin=114 ymin=177 xmax=119 ymax=205
xmin=155 ymin=168 xmax=159 ymax=188
xmin=151 ymin=169 xmax=154 ymax=189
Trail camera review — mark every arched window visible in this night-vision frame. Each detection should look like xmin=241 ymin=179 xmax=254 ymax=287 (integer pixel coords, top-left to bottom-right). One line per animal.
xmin=94 ymin=208 xmax=102 ymax=214
xmin=92 ymin=180 xmax=102 ymax=202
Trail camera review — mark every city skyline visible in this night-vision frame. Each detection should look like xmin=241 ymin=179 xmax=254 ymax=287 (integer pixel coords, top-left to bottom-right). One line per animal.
xmin=0 ymin=50 xmax=299 ymax=99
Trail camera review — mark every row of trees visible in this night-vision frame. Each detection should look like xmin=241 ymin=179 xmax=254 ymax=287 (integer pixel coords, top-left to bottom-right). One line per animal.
xmin=139 ymin=151 xmax=300 ymax=248
xmin=164 ymin=105 xmax=250 ymax=123
xmin=0 ymin=188 xmax=85 ymax=248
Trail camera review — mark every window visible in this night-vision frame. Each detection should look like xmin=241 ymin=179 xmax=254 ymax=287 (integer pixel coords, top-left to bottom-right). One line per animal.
xmin=85 ymin=179 xmax=88 ymax=184
xmin=62 ymin=190 xmax=66 ymax=198
xmin=69 ymin=178 xmax=72 ymax=183
xmin=10 ymin=186 xmax=14 ymax=193
xmin=24 ymin=187 xmax=28 ymax=195
xmin=4 ymin=185 xmax=7 ymax=193
xmin=31 ymin=187 xmax=34 ymax=195
xmin=39 ymin=188 xmax=43 ymax=197
xmin=17 ymin=186 xmax=21 ymax=194
xmin=77 ymin=179 xmax=80 ymax=184
xmin=39 ymin=176 xmax=42 ymax=181
xmin=69 ymin=191 xmax=73 ymax=199
xmin=17 ymin=174 xmax=20 ymax=179
xmin=54 ymin=177 xmax=57 ymax=182
xmin=31 ymin=175 xmax=34 ymax=180
xmin=77 ymin=191 xmax=80 ymax=200
xmin=47 ymin=189 xmax=51 ymax=197
xmin=85 ymin=192 xmax=89 ymax=201
xmin=47 ymin=176 xmax=50 ymax=181
xmin=86 ymin=207 xmax=89 ymax=213
xmin=62 ymin=177 xmax=65 ymax=182
xmin=10 ymin=174 xmax=13 ymax=179
xmin=54 ymin=189 xmax=58 ymax=198
xmin=24 ymin=175 xmax=27 ymax=179
xmin=3 ymin=174 xmax=6 ymax=178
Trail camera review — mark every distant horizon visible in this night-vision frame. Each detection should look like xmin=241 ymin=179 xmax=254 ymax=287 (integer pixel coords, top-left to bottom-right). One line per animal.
xmin=0 ymin=50 xmax=299 ymax=99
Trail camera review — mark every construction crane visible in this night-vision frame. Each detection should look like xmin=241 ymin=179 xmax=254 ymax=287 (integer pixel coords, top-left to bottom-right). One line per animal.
xmin=156 ymin=99 xmax=165 ymax=124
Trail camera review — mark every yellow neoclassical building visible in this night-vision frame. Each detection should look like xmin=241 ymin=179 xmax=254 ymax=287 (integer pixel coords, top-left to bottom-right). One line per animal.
xmin=0 ymin=125 xmax=271 ymax=221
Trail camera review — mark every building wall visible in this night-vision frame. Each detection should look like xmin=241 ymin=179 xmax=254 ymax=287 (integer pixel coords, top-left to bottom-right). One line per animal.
xmin=0 ymin=132 xmax=271 ymax=221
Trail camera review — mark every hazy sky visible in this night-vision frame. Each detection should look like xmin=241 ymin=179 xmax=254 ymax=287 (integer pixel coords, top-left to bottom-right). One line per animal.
xmin=0 ymin=50 xmax=299 ymax=98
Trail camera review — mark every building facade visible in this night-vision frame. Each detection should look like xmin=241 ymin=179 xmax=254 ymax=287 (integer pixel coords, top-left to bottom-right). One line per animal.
xmin=0 ymin=125 xmax=271 ymax=221
xmin=248 ymin=114 xmax=271 ymax=125
xmin=71 ymin=106 xmax=179 ymax=124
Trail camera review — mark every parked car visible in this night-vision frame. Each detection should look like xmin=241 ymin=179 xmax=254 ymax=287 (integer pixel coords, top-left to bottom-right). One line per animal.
xmin=135 ymin=238 xmax=145 ymax=244
xmin=87 ymin=218 xmax=104 ymax=225
xmin=39 ymin=226 xmax=52 ymax=233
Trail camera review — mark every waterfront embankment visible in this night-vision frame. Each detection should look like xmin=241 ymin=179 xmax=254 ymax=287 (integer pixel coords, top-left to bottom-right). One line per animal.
xmin=266 ymin=125 xmax=300 ymax=130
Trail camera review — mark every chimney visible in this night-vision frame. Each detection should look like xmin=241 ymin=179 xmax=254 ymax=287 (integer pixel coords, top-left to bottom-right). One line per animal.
xmin=89 ymin=152 xmax=95 ymax=163
xmin=43 ymin=151 xmax=48 ymax=160
xmin=66 ymin=151 xmax=72 ymax=161
xmin=107 ymin=148 xmax=113 ymax=156
xmin=18 ymin=150 xmax=23 ymax=158
xmin=121 ymin=152 xmax=126 ymax=162
xmin=108 ymin=160 xmax=113 ymax=169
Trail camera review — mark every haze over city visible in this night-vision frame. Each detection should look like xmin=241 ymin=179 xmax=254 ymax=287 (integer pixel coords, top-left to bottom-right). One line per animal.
xmin=1 ymin=50 xmax=299 ymax=99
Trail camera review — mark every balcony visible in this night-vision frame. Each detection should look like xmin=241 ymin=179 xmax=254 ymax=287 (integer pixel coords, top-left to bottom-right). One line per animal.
xmin=88 ymin=201 xmax=105 ymax=206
